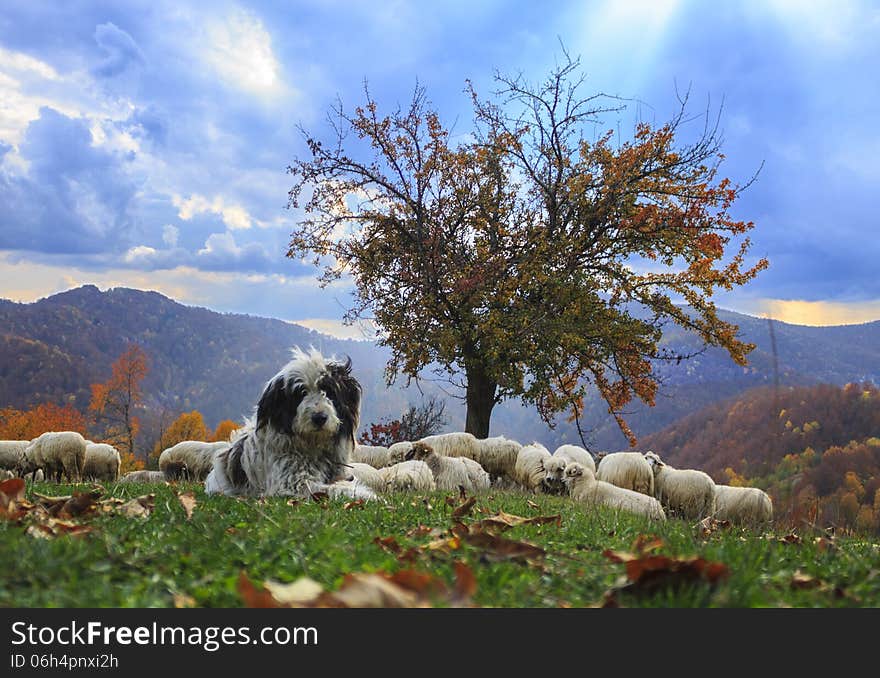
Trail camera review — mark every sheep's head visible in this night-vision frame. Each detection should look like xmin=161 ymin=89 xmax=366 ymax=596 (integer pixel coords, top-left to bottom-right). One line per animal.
xmin=543 ymin=457 xmax=566 ymax=484
xmin=388 ymin=441 xmax=412 ymax=465
xmin=405 ymin=442 xmax=433 ymax=462
xmin=563 ymin=462 xmax=586 ymax=488
xmin=643 ymin=451 xmax=664 ymax=474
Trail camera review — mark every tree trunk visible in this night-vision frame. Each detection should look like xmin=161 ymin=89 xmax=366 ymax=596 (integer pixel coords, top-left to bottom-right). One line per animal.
xmin=464 ymin=362 xmax=497 ymax=439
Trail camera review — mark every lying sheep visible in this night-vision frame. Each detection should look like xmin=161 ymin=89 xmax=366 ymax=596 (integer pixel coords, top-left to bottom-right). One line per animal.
xmin=159 ymin=440 xmax=229 ymax=481
xmin=544 ymin=445 xmax=597 ymax=491
xmin=514 ymin=443 xmax=554 ymax=493
xmin=378 ymin=460 xmax=436 ymax=493
xmin=0 ymin=440 xmax=29 ymax=473
xmin=83 ymin=443 xmax=121 ymax=482
xmin=418 ymin=432 xmax=481 ymax=460
xmin=120 ymin=470 xmax=166 ymax=483
xmin=350 ymin=444 xmax=393 ymax=469
xmin=563 ymin=462 xmax=666 ymax=521
xmin=475 ymin=436 xmax=522 ymax=483
xmin=347 ymin=462 xmax=386 ymax=494
xmin=553 ymin=445 xmax=596 ymax=474
xmin=23 ymin=431 xmax=86 ymax=482
xmin=405 ymin=442 xmax=490 ymax=493
xmin=387 ymin=441 xmax=413 ymax=465
xmin=596 ymin=451 xmax=654 ymax=496
xmin=713 ymin=485 xmax=773 ymax=525
xmin=644 ymin=452 xmax=716 ymax=520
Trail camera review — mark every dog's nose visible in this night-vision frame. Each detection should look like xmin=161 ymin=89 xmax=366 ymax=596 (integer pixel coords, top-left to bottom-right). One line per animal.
xmin=311 ymin=412 xmax=329 ymax=427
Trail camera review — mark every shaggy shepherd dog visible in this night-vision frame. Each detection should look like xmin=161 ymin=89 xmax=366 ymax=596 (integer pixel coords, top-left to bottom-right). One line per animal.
xmin=205 ymin=348 xmax=374 ymax=499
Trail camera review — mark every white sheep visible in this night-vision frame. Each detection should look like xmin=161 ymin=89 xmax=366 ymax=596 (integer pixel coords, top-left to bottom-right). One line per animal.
xmin=120 ymin=470 xmax=166 ymax=483
xmin=378 ymin=460 xmax=436 ymax=493
xmin=405 ymin=442 xmax=489 ymax=493
xmin=563 ymin=462 xmax=666 ymax=521
xmin=514 ymin=443 xmax=554 ymax=493
xmin=387 ymin=441 xmax=413 ymax=465
xmin=350 ymin=444 xmax=393 ymax=469
xmin=347 ymin=462 xmax=386 ymax=494
xmin=0 ymin=440 xmax=29 ymax=472
xmin=596 ymin=451 xmax=655 ymax=496
xmin=544 ymin=444 xmax=597 ymax=491
xmin=474 ymin=436 xmax=522 ymax=483
xmin=713 ymin=485 xmax=773 ymax=525
xmin=644 ymin=452 xmax=716 ymax=520
xmin=23 ymin=431 xmax=86 ymax=482
xmin=82 ymin=443 xmax=121 ymax=482
xmin=159 ymin=440 xmax=229 ymax=481
xmin=418 ymin=432 xmax=481 ymax=460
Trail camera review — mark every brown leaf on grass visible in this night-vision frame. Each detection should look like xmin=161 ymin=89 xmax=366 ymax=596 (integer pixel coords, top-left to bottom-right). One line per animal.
xmin=450 ymin=521 xmax=470 ymax=538
xmin=330 ymin=573 xmax=426 ymax=608
xmin=173 ymin=593 xmax=197 ymax=608
xmin=422 ymin=536 xmax=462 ymax=553
xmin=117 ymin=494 xmax=155 ymax=518
xmin=779 ymin=533 xmax=803 ymax=546
xmin=462 ymin=531 xmax=546 ymax=563
xmin=0 ymin=477 xmax=26 ymax=505
xmin=286 ymin=498 xmax=301 ymax=507
xmin=25 ymin=519 xmax=93 ymax=539
xmin=451 ymin=561 xmax=477 ymax=605
xmin=309 ymin=491 xmax=329 ymax=503
xmin=178 ymin=492 xmax=197 ymax=520
xmin=631 ymin=534 xmax=665 ymax=555
xmin=373 ymin=536 xmax=401 ymax=554
xmin=405 ymin=524 xmax=437 ymax=538
xmin=58 ymin=492 xmax=99 ymax=518
xmin=815 ymin=536 xmax=836 ymax=553
xmin=790 ymin=570 xmax=822 ymax=590
xmin=698 ymin=517 xmax=731 ymax=537
xmin=452 ymin=496 xmax=477 ymax=520
xmin=343 ymin=499 xmax=365 ymax=510
xmin=238 ymin=572 xmax=285 ymax=608
xmin=603 ymin=549 xmax=729 ymax=589
xmin=264 ymin=578 xmax=325 ymax=606
xmin=473 ymin=511 xmax=561 ymax=533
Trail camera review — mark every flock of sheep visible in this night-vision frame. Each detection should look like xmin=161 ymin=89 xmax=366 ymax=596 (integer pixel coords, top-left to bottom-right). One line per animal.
xmin=0 ymin=430 xmax=773 ymax=526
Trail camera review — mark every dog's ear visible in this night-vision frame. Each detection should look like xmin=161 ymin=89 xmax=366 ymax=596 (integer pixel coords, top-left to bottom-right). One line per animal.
xmin=256 ymin=376 xmax=301 ymax=433
xmin=326 ymin=356 xmax=362 ymax=439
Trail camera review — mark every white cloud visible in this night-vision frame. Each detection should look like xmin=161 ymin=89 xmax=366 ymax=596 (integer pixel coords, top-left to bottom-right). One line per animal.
xmin=202 ymin=9 xmax=284 ymax=96
xmin=162 ymin=224 xmax=179 ymax=247
xmin=173 ymin=193 xmax=254 ymax=230
xmin=123 ymin=245 xmax=157 ymax=263
xmin=291 ymin=317 xmax=382 ymax=341
xmin=0 ymin=46 xmax=60 ymax=81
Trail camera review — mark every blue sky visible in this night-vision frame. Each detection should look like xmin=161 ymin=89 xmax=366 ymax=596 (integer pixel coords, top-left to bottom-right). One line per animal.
xmin=1 ymin=0 xmax=878 ymax=335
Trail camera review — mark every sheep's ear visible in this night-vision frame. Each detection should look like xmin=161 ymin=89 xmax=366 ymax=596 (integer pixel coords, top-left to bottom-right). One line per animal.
xmin=256 ymin=377 xmax=300 ymax=433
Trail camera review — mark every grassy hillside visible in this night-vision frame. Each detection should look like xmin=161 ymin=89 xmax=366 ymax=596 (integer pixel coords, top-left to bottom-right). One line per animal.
xmin=1 ymin=479 xmax=877 ymax=608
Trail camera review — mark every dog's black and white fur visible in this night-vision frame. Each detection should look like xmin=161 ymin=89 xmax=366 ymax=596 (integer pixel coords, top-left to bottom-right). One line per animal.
xmin=205 ymin=348 xmax=374 ymax=499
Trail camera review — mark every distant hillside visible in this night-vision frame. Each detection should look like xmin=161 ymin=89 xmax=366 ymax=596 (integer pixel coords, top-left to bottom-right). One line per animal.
xmin=639 ymin=382 xmax=880 ymax=480
xmin=2 ymin=285 xmax=880 ymax=451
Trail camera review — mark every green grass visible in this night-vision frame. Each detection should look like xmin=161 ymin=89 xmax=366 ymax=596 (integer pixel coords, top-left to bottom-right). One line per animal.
xmin=2 ymin=480 xmax=879 ymax=607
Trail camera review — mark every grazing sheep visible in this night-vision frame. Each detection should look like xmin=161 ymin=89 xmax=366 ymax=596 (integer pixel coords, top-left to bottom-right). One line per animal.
xmin=596 ymin=451 xmax=654 ymax=496
xmin=23 ymin=431 xmax=86 ymax=482
xmin=713 ymin=485 xmax=773 ymax=525
xmin=347 ymin=462 xmax=386 ymax=494
xmin=0 ymin=440 xmax=29 ymax=472
xmin=514 ymin=443 xmax=555 ymax=493
xmin=564 ymin=462 xmax=666 ymax=521
xmin=159 ymin=441 xmax=229 ymax=481
xmin=405 ymin=442 xmax=488 ymax=493
xmin=418 ymin=432 xmax=481 ymax=460
xmin=475 ymin=436 xmax=522 ymax=482
xmin=644 ymin=452 xmax=716 ymax=520
xmin=82 ymin=443 xmax=121 ymax=482
xmin=378 ymin=460 xmax=436 ymax=493
xmin=553 ymin=445 xmax=596 ymax=474
xmin=120 ymin=470 xmax=166 ymax=483
xmin=350 ymin=444 xmax=393 ymax=469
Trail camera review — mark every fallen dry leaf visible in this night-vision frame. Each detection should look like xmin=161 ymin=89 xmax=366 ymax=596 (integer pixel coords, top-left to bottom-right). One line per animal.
xmin=117 ymin=494 xmax=155 ymax=518
xmin=698 ymin=517 xmax=731 ymax=537
xmin=451 ymin=561 xmax=477 ymax=605
xmin=238 ymin=572 xmax=285 ymax=608
xmin=790 ymin=570 xmax=822 ymax=590
xmin=527 ymin=500 xmax=540 ymax=510
xmin=264 ymin=578 xmax=325 ymax=606
xmin=462 ymin=531 xmax=546 ymax=563
xmin=0 ymin=478 xmax=26 ymax=506
xmin=603 ymin=549 xmax=729 ymax=589
xmin=452 ymin=496 xmax=477 ymax=520
xmin=405 ymin=524 xmax=438 ymax=538
xmin=173 ymin=593 xmax=197 ymax=608
xmin=373 ymin=536 xmax=401 ymax=554
xmin=779 ymin=533 xmax=803 ymax=546
xmin=178 ymin=492 xmax=197 ymax=520
xmin=473 ymin=511 xmax=561 ymax=533
xmin=343 ymin=499 xmax=365 ymax=510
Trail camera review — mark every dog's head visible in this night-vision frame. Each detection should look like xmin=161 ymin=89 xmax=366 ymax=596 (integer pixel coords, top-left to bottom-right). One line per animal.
xmin=256 ymin=347 xmax=361 ymax=443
